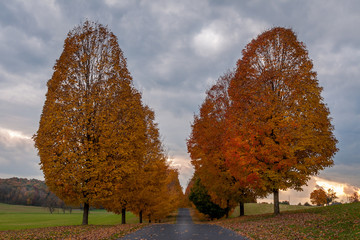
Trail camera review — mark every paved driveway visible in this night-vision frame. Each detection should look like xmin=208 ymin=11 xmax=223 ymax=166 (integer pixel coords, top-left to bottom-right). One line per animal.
xmin=119 ymin=208 xmax=248 ymax=240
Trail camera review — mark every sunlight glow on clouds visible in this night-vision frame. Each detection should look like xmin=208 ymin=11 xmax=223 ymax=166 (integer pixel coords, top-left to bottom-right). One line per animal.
xmin=260 ymin=176 xmax=360 ymax=205
xmin=168 ymin=156 xmax=194 ymax=191
xmin=315 ymin=177 xmax=345 ymax=196
xmin=0 ymin=127 xmax=32 ymax=146
xmin=2 ymin=128 xmax=31 ymax=140
xmin=314 ymin=176 xmax=360 ymax=201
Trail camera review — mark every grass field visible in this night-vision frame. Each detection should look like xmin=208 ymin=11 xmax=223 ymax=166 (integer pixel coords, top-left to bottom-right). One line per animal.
xmin=0 ymin=203 xmax=138 ymax=231
xmin=215 ymin=202 xmax=360 ymax=239
xmin=230 ymin=203 xmax=312 ymax=217
xmin=3 ymin=202 xmax=359 ymax=239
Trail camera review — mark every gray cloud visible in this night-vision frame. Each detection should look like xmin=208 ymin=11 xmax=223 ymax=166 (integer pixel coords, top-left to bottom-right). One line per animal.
xmin=0 ymin=0 xmax=359 ymax=192
xmin=0 ymin=128 xmax=41 ymax=179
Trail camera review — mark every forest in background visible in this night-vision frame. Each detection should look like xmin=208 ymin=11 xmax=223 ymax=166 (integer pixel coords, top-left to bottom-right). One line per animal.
xmin=0 ymin=177 xmax=66 ymax=211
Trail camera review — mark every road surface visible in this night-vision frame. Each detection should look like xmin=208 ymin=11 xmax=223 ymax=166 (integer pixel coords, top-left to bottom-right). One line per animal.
xmin=119 ymin=208 xmax=248 ymax=240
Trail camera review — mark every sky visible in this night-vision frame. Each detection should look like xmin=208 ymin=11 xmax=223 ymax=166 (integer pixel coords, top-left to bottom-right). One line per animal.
xmin=0 ymin=0 xmax=359 ymax=204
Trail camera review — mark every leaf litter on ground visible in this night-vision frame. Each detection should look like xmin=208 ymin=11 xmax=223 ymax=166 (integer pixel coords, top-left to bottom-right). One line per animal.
xmin=214 ymin=202 xmax=360 ymax=240
xmin=0 ymin=223 xmax=145 ymax=240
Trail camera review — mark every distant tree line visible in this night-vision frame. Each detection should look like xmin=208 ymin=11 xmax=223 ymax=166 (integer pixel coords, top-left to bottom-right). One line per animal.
xmin=0 ymin=177 xmax=66 ymax=211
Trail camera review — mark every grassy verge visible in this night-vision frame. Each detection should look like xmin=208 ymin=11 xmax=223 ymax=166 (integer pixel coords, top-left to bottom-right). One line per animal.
xmin=0 ymin=224 xmax=144 ymax=240
xmin=0 ymin=203 xmax=138 ymax=230
xmin=190 ymin=203 xmax=312 ymax=222
xmin=0 ymin=203 xmax=180 ymax=239
xmin=214 ymin=202 xmax=360 ymax=239
xmin=230 ymin=203 xmax=312 ymax=217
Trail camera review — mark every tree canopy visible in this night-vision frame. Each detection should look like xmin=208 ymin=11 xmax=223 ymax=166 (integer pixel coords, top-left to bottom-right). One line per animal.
xmin=310 ymin=188 xmax=327 ymax=206
xmin=187 ymin=71 xmax=260 ymax=216
xmin=187 ymin=27 xmax=338 ymax=216
xmin=225 ymin=27 xmax=338 ymax=214
xmin=34 ymin=21 xmax=147 ymax=224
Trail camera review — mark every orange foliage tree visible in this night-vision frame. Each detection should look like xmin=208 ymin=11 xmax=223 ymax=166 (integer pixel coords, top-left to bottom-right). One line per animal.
xmin=102 ymin=106 xmax=183 ymax=224
xmin=310 ymin=188 xmax=327 ymax=206
xmin=226 ymin=27 xmax=338 ymax=215
xmin=187 ymin=72 xmax=260 ymax=217
xmin=33 ymin=21 xmax=146 ymax=225
xmin=127 ymin=106 xmax=168 ymax=223
xmin=125 ymin=106 xmax=178 ymax=223
xmin=149 ymin=168 xmax=183 ymax=222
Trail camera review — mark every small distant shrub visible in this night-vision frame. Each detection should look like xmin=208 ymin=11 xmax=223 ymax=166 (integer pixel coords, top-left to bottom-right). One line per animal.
xmin=280 ymin=201 xmax=290 ymax=205
xmin=348 ymin=192 xmax=359 ymax=203
xmin=304 ymin=202 xmax=311 ymax=206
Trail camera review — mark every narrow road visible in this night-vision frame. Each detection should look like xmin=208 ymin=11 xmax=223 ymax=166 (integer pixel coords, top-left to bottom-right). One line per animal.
xmin=119 ymin=208 xmax=248 ymax=240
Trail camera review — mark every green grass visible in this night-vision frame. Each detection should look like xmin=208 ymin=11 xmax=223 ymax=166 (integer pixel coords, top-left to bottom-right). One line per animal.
xmin=298 ymin=202 xmax=360 ymax=239
xmin=0 ymin=203 xmax=138 ymax=230
xmin=215 ymin=202 xmax=360 ymax=239
xmin=230 ymin=202 xmax=313 ymax=217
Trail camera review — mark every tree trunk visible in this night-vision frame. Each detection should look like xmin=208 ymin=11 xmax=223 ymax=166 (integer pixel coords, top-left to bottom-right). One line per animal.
xmin=148 ymin=214 xmax=151 ymax=223
xmin=122 ymin=208 xmax=126 ymax=224
xmin=82 ymin=202 xmax=89 ymax=225
xmin=239 ymin=201 xmax=245 ymax=216
xmin=226 ymin=199 xmax=230 ymax=218
xmin=273 ymin=189 xmax=280 ymax=215
xmin=139 ymin=210 xmax=143 ymax=223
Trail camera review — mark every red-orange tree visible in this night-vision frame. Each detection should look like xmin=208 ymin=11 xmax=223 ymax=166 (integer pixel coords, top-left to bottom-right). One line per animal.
xmin=188 ymin=72 xmax=259 ymax=216
xmin=310 ymin=188 xmax=327 ymax=206
xmin=226 ymin=27 xmax=338 ymax=215
xmin=33 ymin=21 xmax=146 ymax=225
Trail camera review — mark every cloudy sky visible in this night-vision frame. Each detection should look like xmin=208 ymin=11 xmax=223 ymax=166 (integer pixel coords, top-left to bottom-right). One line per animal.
xmin=0 ymin=0 xmax=359 ymax=203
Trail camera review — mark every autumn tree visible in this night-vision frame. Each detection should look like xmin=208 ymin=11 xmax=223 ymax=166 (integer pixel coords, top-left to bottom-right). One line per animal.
xmin=126 ymin=106 xmax=170 ymax=223
xmin=226 ymin=27 xmax=338 ymax=215
xmin=310 ymin=188 xmax=327 ymax=206
xmin=184 ymin=176 xmax=195 ymax=207
xmin=187 ymin=72 xmax=261 ymax=217
xmin=326 ymin=188 xmax=338 ymax=205
xmin=148 ymin=169 xmax=183 ymax=222
xmin=33 ymin=21 xmax=146 ymax=225
xmin=133 ymin=168 xmax=183 ymax=223
xmin=102 ymin=106 xmax=183 ymax=224
xmin=188 ymin=72 xmax=235 ymax=215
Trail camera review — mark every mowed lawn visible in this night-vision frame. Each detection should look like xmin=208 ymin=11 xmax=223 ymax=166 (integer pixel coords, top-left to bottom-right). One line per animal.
xmin=216 ymin=202 xmax=360 ymax=239
xmin=230 ymin=202 xmax=312 ymax=217
xmin=0 ymin=203 xmax=138 ymax=230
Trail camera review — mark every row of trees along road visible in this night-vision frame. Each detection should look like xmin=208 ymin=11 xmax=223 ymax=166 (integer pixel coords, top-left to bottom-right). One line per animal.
xmin=33 ymin=21 xmax=183 ymax=225
xmin=187 ymin=27 xmax=338 ymax=216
